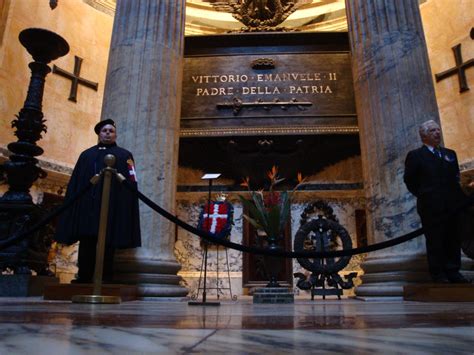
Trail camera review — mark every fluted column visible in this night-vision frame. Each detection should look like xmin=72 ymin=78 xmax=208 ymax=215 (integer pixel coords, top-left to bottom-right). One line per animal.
xmin=345 ymin=0 xmax=440 ymax=296
xmin=100 ymin=0 xmax=187 ymax=297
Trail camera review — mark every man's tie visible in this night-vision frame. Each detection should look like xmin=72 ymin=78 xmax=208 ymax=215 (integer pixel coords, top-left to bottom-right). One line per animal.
xmin=434 ymin=147 xmax=442 ymax=158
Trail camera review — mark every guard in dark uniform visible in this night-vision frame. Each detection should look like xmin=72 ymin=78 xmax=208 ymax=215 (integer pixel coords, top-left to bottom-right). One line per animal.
xmin=55 ymin=119 xmax=141 ymax=283
xmin=404 ymin=120 xmax=469 ymax=283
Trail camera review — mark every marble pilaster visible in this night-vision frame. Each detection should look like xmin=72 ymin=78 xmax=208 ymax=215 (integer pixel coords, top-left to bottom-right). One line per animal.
xmin=100 ymin=0 xmax=187 ymax=297
xmin=345 ymin=0 xmax=441 ymax=296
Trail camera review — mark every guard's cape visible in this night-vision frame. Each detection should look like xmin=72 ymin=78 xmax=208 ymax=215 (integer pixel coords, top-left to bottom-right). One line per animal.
xmin=54 ymin=143 xmax=141 ymax=249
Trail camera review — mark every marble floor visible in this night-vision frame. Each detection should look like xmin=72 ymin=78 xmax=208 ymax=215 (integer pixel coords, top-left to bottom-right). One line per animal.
xmin=0 ymin=297 xmax=473 ymax=354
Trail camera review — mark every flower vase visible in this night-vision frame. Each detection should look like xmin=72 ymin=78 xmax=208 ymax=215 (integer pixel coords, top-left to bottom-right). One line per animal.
xmin=263 ymin=236 xmax=282 ymax=287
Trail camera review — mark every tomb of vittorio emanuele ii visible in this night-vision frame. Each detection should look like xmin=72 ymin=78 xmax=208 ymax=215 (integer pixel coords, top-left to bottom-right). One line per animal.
xmin=0 ymin=0 xmax=473 ymax=299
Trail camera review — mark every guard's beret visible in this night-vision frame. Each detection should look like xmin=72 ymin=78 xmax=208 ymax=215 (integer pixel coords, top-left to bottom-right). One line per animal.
xmin=94 ymin=119 xmax=116 ymax=134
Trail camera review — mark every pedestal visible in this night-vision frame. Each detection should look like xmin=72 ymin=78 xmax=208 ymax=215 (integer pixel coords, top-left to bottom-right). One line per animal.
xmin=0 ymin=275 xmax=59 ymax=297
xmin=404 ymin=283 xmax=474 ymax=302
xmin=253 ymin=287 xmax=294 ymax=304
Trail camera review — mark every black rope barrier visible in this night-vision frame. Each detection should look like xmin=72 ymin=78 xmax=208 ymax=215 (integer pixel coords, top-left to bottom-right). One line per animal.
xmin=6 ymin=172 xmax=469 ymax=259
xmin=122 ymin=180 xmax=473 ymax=259
xmin=0 ymin=182 xmax=94 ymax=251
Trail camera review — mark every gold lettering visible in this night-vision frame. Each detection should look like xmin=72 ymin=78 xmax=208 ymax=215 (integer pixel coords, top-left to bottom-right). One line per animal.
xmin=241 ymin=86 xmax=280 ymax=95
xmin=196 ymin=87 xmax=234 ymax=96
xmin=198 ymin=88 xmax=210 ymax=96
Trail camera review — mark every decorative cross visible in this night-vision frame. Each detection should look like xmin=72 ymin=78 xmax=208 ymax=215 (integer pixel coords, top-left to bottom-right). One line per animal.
xmin=203 ymin=204 xmax=229 ymax=234
xmin=435 ymin=43 xmax=474 ymax=93
xmin=52 ymin=55 xmax=98 ymax=102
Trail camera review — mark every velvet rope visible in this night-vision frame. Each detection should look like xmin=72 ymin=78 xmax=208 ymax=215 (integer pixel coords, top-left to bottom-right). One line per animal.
xmin=0 ymin=182 xmax=94 ymax=251
xmin=122 ymin=180 xmax=473 ymax=259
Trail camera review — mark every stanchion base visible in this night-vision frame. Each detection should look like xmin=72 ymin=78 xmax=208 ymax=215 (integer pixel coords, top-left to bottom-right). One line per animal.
xmin=188 ymin=301 xmax=220 ymax=306
xmin=72 ymin=294 xmax=121 ymax=304
xmin=44 ymin=283 xmax=137 ymax=301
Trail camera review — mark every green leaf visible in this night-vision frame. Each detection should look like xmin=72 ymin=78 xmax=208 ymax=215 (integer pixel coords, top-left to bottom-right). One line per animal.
xmin=241 ymin=214 xmax=262 ymax=230
xmin=279 ymin=191 xmax=290 ymax=231
xmin=239 ymin=194 xmax=268 ymax=230
xmin=249 ymin=192 xmax=269 ymax=229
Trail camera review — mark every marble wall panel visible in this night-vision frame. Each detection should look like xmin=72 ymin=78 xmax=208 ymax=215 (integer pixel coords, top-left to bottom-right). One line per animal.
xmin=175 ymin=191 xmax=365 ymax=298
xmin=0 ymin=0 xmax=113 ymax=167
xmin=50 ymin=243 xmax=78 ymax=283
xmin=420 ymin=0 xmax=474 ymax=166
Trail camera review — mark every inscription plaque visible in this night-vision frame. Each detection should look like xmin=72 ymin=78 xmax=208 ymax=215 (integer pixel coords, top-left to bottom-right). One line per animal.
xmin=182 ymin=53 xmax=355 ymax=119
xmin=180 ymin=33 xmax=358 ymax=137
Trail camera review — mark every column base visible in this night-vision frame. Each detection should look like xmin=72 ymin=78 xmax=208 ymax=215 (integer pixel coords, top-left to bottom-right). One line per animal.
xmin=114 ymin=256 xmax=188 ymax=298
xmin=355 ymin=254 xmax=474 ymax=297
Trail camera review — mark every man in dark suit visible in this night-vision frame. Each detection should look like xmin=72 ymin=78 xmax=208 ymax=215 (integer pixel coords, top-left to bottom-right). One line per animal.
xmin=404 ymin=120 xmax=469 ymax=283
xmin=55 ymin=119 xmax=141 ymax=283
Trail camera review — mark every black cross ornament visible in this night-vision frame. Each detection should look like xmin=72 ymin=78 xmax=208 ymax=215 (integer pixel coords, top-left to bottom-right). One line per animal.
xmin=435 ymin=43 xmax=474 ymax=93
xmin=52 ymin=55 xmax=98 ymax=102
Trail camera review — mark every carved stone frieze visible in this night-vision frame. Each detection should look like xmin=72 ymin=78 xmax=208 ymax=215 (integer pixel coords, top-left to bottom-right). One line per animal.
xmin=207 ymin=0 xmax=312 ymax=31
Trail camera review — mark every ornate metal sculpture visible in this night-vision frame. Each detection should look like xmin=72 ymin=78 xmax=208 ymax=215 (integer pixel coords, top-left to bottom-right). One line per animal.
xmin=2 ymin=28 xmax=69 ymax=202
xmin=217 ymin=97 xmax=312 ymax=115
xmin=206 ymin=0 xmax=312 ymax=32
xmin=293 ymin=201 xmax=357 ymax=299
xmin=0 ymin=28 xmax=69 ymax=274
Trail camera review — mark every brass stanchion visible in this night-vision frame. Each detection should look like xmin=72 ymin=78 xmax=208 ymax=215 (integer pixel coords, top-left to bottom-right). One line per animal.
xmin=72 ymin=154 xmax=121 ymax=304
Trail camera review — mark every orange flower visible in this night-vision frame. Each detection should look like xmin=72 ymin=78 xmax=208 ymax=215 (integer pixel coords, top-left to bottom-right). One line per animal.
xmin=240 ymin=176 xmax=250 ymax=188
xmin=297 ymin=172 xmax=307 ymax=184
xmin=267 ymin=165 xmax=278 ymax=181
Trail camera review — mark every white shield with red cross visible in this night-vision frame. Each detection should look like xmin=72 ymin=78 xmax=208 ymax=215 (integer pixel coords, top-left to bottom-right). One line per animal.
xmin=198 ymin=201 xmax=233 ymax=238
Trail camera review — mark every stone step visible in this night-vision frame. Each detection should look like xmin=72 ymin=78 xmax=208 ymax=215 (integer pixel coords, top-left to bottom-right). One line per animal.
xmin=403 ymin=283 xmax=474 ymax=302
xmin=253 ymin=287 xmax=294 ymax=304
xmin=253 ymin=287 xmax=292 ymax=294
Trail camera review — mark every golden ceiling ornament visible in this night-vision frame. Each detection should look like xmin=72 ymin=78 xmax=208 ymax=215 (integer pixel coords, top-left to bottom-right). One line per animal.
xmin=205 ymin=0 xmax=311 ymax=32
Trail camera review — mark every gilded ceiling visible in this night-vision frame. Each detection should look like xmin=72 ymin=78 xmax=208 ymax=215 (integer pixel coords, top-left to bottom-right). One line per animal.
xmin=83 ymin=0 xmax=348 ymax=35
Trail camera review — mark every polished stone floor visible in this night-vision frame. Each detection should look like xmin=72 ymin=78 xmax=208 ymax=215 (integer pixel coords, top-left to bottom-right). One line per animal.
xmin=0 ymin=297 xmax=473 ymax=354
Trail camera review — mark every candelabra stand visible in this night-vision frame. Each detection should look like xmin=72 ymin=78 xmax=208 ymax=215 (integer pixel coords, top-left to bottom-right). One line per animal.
xmin=0 ymin=28 xmax=69 ymax=288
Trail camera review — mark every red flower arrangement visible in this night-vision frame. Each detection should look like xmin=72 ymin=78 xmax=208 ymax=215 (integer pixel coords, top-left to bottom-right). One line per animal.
xmin=239 ymin=166 xmax=306 ymax=241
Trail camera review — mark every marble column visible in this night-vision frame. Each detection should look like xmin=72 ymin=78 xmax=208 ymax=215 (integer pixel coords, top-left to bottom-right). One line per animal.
xmin=100 ymin=0 xmax=187 ymax=297
xmin=345 ymin=0 xmax=441 ymax=296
